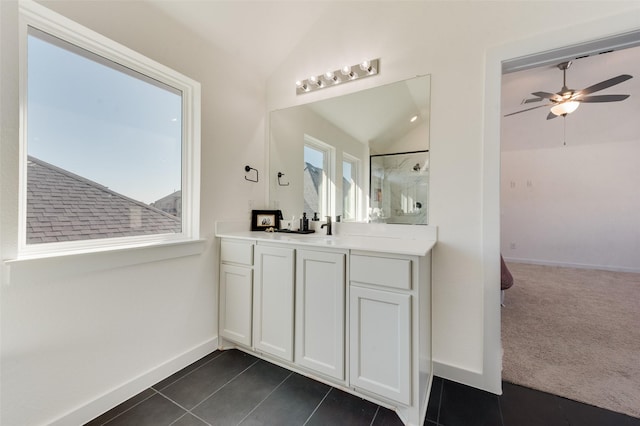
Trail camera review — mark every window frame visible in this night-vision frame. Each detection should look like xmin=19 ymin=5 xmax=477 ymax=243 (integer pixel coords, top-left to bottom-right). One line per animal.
xmin=17 ymin=1 xmax=201 ymax=259
xmin=342 ymin=153 xmax=360 ymax=221
xmin=303 ymin=135 xmax=335 ymax=218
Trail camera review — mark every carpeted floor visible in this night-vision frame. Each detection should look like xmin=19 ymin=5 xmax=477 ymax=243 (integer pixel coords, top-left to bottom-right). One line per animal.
xmin=501 ymin=262 xmax=640 ymax=419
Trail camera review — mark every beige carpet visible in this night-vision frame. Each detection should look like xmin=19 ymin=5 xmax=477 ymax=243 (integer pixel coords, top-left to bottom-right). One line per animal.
xmin=501 ymin=262 xmax=640 ymax=418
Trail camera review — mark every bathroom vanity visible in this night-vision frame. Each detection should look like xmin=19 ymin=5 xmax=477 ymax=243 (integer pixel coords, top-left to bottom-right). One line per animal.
xmin=216 ymin=222 xmax=437 ymax=426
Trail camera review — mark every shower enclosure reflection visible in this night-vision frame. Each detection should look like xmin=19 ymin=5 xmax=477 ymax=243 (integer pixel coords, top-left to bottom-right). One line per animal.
xmin=370 ymin=151 xmax=429 ymax=224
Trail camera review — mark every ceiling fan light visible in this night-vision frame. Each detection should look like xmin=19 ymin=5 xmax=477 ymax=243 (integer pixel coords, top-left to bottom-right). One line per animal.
xmin=550 ymin=101 xmax=580 ymax=116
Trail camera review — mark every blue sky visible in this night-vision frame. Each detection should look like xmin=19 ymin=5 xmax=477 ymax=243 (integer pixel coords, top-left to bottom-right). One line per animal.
xmin=27 ymin=30 xmax=182 ymax=204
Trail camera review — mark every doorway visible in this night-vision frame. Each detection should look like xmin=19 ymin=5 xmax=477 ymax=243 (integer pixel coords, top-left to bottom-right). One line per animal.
xmin=498 ymin=32 xmax=640 ymax=418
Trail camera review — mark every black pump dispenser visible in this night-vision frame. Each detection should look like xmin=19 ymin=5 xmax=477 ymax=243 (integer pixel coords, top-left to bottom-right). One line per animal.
xmin=300 ymin=212 xmax=309 ymax=231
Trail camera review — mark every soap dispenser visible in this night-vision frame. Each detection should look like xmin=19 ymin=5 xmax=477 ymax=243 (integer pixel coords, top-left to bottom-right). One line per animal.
xmin=300 ymin=212 xmax=309 ymax=232
xmin=310 ymin=212 xmax=321 ymax=232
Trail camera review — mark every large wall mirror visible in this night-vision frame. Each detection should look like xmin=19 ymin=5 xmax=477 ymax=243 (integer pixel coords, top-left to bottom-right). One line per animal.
xmin=269 ymin=75 xmax=430 ymax=224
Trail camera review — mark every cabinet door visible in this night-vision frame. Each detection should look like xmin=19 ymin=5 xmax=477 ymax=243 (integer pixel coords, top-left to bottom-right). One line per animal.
xmin=253 ymin=245 xmax=295 ymax=361
xmin=350 ymin=285 xmax=411 ymax=405
xmin=220 ymin=264 xmax=252 ymax=346
xmin=295 ymin=250 xmax=345 ymax=380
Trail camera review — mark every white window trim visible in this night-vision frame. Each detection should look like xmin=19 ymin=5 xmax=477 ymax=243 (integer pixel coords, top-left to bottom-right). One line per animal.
xmin=304 ymin=134 xmax=335 ymax=218
xmin=342 ymin=153 xmax=360 ymax=221
xmin=16 ymin=0 xmax=201 ymax=259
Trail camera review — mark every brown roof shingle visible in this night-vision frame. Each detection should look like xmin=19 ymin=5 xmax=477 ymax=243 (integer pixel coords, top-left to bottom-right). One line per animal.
xmin=27 ymin=156 xmax=181 ymax=244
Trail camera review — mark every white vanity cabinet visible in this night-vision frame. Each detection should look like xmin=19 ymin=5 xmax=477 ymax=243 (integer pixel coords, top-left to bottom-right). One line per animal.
xmin=253 ymin=244 xmax=295 ymax=362
xmin=349 ymin=251 xmax=432 ymax=425
xmin=215 ymin=223 xmax=435 ymax=426
xmin=350 ymin=285 xmax=411 ymax=404
xmin=219 ymin=239 xmax=254 ymax=347
xmin=295 ymin=249 xmax=346 ymax=381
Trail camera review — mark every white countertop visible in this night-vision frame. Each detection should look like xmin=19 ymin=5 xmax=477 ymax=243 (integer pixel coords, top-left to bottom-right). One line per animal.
xmin=215 ymin=222 xmax=437 ymax=257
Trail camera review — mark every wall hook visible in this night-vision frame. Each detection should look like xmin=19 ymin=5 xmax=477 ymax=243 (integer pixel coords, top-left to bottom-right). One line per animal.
xmin=277 ymin=172 xmax=290 ymax=186
xmin=244 ymin=165 xmax=258 ymax=183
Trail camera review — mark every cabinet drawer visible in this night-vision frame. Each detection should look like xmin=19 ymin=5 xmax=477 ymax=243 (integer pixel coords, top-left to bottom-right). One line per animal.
xmin=350 ymin=254 xmax=411 ymax=290
xmin=221 ymin=239 xmax=254 ymax=266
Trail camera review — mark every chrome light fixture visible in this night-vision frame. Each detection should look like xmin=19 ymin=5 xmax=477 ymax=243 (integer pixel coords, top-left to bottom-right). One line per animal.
xmin=296 ymin=58 xmax=379 ymax=95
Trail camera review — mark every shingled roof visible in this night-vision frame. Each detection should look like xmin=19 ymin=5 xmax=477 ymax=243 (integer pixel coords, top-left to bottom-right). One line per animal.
xmin=26 ymin=156 xmax=181 ymax=244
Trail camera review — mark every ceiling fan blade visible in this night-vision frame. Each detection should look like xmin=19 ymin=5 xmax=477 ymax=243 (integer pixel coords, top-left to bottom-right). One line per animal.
xmin=523 ymin=96 xmax=544 ymax=104
xmin=577 ymin=74 xmax=633 ymax=96
xmin=504 ymin=103 xmax=552 ymax=117
xmin=576 ymin=94 xmax=630 ymax=103
xmin=532 ymin=91 xmax=563 ymax=102
xmin=546 ymin=111 xmax=558 ymax=120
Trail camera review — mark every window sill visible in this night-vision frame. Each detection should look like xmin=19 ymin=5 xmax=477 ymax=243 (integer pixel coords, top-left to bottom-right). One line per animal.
xmin=2 ymin=239 xmax=207 ymax=286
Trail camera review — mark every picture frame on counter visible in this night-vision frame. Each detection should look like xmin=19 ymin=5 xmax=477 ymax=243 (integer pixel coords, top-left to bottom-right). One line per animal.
xmin=251 ymin=210 xmax=280 ymax=231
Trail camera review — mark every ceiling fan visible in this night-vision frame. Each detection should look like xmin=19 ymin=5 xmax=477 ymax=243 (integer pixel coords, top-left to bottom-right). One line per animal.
xmin=505 ymin=60 xmax=633 ymax=120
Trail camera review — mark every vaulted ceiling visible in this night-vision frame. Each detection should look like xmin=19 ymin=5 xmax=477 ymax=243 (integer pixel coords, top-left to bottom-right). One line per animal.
xmin=146 ymin=1 xmax=639 ymax=152
xmin=147 ymin=1 xmax=332 ymax=79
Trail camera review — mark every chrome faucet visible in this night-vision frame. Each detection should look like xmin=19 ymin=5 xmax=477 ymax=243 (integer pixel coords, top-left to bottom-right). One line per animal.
xmin=321 ymin=216 xmax=332 ymax=235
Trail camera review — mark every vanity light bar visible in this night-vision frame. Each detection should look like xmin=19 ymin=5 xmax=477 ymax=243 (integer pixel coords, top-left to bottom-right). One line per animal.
xmin=296 ymin=59 xmax=379 ymax=95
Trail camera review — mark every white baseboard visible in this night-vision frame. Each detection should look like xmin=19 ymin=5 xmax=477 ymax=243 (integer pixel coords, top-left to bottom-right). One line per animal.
xmin=50 ymin=337 xmax=219 ymax=426
xmin=433 ymin=360 xmax=502 ymax=395
xmin=502 ymin=256 xmax=640 ymax=274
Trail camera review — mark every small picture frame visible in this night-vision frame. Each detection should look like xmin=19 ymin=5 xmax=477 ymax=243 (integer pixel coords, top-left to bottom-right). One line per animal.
xmin=251 ymin=210 xmax=280 ymax=231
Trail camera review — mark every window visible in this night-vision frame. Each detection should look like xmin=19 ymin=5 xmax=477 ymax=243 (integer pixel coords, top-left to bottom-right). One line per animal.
xmin=342 ymin=154 xmax=359 ymax=221
xmin=303 ymin=135 xmax=334 ymax=218
xmin=19 ymin=2 xmax=200 ymax=257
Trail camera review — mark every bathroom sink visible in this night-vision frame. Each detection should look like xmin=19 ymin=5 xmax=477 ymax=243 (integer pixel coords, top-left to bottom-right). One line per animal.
xmin=290 ymin=235 xmax=338 ymax=245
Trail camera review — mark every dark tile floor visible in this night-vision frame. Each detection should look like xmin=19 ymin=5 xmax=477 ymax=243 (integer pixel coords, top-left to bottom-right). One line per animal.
xmin=86 ymin=349 xmax=640 ymax=426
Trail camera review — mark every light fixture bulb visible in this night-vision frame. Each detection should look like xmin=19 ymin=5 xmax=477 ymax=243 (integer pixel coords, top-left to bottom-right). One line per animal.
xmin=324 ymin=70 xmax=340 ymax=84
xmin=359 ymin=60 xmax=377 ymax=74
xmin=296 ymin=80 xmax=309 ymax=92
xmin=341 ymin=65 xmax=356 ymax=79
xmin=550 ymin=101 xmax=580 ymax=116
xmin=410 ymin=115 xmax=418 ymax=123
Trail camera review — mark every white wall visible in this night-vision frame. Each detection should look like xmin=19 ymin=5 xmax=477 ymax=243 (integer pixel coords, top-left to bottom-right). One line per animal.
xmin=501 ymin=140 xmax=640 ymax=272
xmin=265 ymin=1 xmax=640 ymax=392
xmin=0 ymin=1 xmax=267 ymax=425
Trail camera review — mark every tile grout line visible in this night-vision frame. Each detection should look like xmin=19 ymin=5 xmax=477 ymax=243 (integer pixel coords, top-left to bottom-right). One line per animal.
xmin=100 ymin=388 xmax=160 ymax=426
xmin=97 ymin=350 xmax=226 ymax=425
xmin=369 ymin=406 xmax=380 ymax=426
xmin=184 ymin=410 xmax=213 ymax=426
xmin=185 ymin=358 xmax=261 ymax=412
xmin=235 ymin=371 xmax=294 ymax=425
xmin=152 ymin=351 xmax=226 ymax=392
xmin=436 ymin=378 xmax=443 ymax=425
xmin=167 ymin=411 xmax=203 ymax=426
xmin=302 ymin=386 xmax=333 ymax=425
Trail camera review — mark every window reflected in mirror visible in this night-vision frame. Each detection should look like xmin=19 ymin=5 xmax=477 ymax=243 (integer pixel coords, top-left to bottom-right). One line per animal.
xmin=342 ymin=155 xmax=359 ymax=221
xmin=303 ymin=135 xmax=334 ymax=218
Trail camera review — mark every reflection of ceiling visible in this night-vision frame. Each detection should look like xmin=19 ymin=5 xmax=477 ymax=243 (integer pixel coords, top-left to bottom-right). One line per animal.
xmin=305 ymin=77 xmax=430 ymax=147
xmin=502 ymin=44 xmax=640 ymax=151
